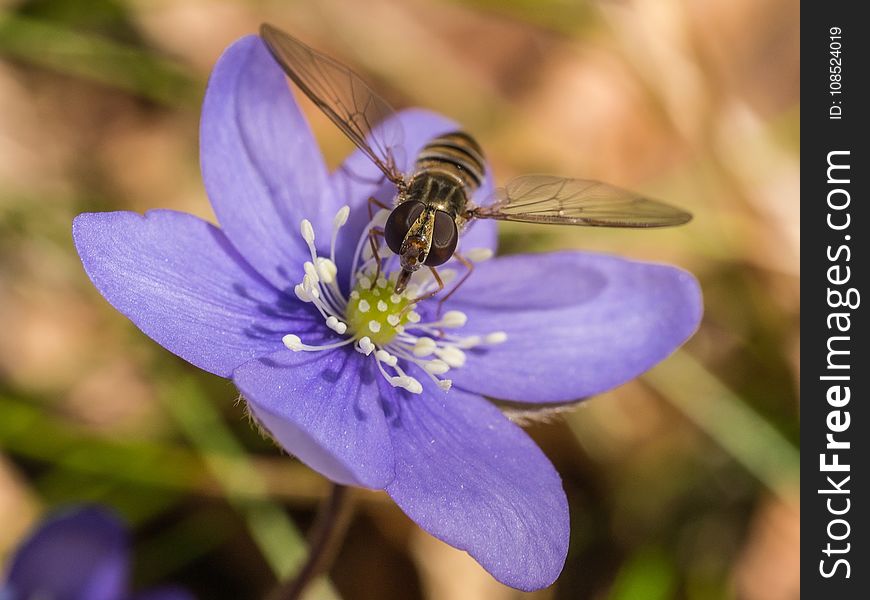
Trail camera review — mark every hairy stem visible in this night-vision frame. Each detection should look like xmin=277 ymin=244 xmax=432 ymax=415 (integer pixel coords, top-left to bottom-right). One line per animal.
xmin=267 ymin=484 xmax=352 ymax=600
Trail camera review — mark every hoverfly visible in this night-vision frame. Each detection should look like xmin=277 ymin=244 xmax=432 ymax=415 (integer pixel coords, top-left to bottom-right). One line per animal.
xmin=260 ymin=24 xmax=692 ymax=299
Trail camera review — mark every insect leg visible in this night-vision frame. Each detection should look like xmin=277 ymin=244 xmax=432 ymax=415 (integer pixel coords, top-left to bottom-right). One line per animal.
xmin=366 ymin=227 xmax=386 ymax=289
xmin=405 ymin=267 xmax=444 ymax=309
xmin=367 ymin=196 xmax=391 ymax=219
xmin=367 ymin=196 xmax=398 ymax=289
xmin=364 ymin=197 xmax=392 ymax=288
xmin=437 ymin=252 xmax=474 ymax=315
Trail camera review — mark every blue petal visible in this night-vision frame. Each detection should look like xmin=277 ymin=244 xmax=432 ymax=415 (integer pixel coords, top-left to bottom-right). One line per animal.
xmin=73 ymin=210 xmax=303 ymax=377
xmin=4 ymin=506 xmax=128 ymax=600
xmin=200 ymin=35 xmax=334 ymax=291
xmin=330 ymin=109 xmax=498 ymax=278
xmin=384 ymin=385 xmax=568 ymax=591
xmin=444 ymin=251 xmax=703 ymax=403
xmin=233 ymin=348 xmax=395 ymax=488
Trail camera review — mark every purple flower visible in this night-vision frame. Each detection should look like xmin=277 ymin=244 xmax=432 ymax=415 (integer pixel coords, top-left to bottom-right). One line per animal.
xmin=1 ymin=506 xmax=193 ymax=600
xmin=71 ymin=35 xmax=701 ymax=590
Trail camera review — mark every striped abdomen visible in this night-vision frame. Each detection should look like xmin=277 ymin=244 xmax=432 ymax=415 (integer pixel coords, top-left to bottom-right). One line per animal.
xmin=414 ymin=131 xmax=486 ymax=192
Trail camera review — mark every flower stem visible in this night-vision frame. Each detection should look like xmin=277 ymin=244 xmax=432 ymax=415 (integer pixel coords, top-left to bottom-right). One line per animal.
xmin=267 ymin=484 xmax=352 ymax=600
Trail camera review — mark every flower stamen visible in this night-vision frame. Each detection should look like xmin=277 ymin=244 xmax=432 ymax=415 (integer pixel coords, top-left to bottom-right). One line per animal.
xmin=281 ymin=207 xmax=507 ymax=394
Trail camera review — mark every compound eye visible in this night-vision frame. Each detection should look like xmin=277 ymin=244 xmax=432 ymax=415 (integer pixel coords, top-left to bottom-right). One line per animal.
xmin=425 ymin=211 xmax=458 ymax=266
xmin=385 ymin=201 xmax=425 ymax=254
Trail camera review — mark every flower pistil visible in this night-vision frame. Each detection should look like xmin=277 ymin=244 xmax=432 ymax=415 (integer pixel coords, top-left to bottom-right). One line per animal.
xmin=281 ymin=206 xmax=507 ymax=394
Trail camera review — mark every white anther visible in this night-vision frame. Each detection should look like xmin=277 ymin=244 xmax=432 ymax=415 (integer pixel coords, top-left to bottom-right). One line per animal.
xmin=375 ymin=349 xmax=398 ymax=367
xmin=377 ymin=277 xmax=388 ymax=289
xmin=325 ymin=316 xmax=347 ymax=334
xmin=357 ymin=299 xmax=370 ymax=313
xmin=372 ymin=208 xmax=390 ymax=227
xmin=438 ymin=269 xmax=457 ymax=285
xmin=334 ymin=205 xmax=350 ymax=228
xmin=407 ymin=311 xmax=421 ymax=323
xmin=485 ymin=332 xmax=508 ymax=344
xmin=356 ymin=337 xmax=375 ymax=355
xmin=302 ymin=274 xmax=320 ymax=299
xmin=392 ymin=376 xmax=422 ymax=394
xmin=282 ymin=334 xmax=303 ymax=351
xmin=300 ymin=219 xmax=315 ymax=244
xmin=424 ymin=359 xmax=450 ymax=375
xmin=386 ymin=314 xmax=400 ymax=326
xmin=358 ymin=276 xmax=371 ymax=289
xmin=413 ymin=337 xmax=436 ymax=357
xmin=455 ymin=335 xmax=482 ymax=348
xmin=435 ymin=346 xmax=466 ymax=368
xmin=294 ymin=283 xmax=311 ymax=302
xmin=368 ymin=320 xmax=382 ymax=333
xmin=441 ymin=310 xmax=467 ymax=328
xmin=466 ymin=247 xmax=494 ymax=263
xmin=437 ymin=379 xmax=453 ymax=391
xmin=350 ymin=290 xmax=360 ymax=299
xmin=377 ymin=300 xmax=388 ymax=312
xmin=390 ymin=294 xmax=402 ymax=304
xmin=316 ymin=257 xmax=337 ymax=284
xmin=303 ymin=261 xmax=319 ymax=283
xmin=406 ymin=378 xmax=423 ymax=394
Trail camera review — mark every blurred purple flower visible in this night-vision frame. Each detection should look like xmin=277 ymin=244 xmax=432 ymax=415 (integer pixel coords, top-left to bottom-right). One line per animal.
xmin=71 ymin=36 xmax=701 ymax=590
xmin=1 ymin=506 xmax=192 ymax=600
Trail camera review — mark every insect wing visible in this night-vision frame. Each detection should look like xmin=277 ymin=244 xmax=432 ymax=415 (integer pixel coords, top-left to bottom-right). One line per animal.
xmin=474 ymin=175 xmax=692 ymax=227
xmin=260 ymin=24 xmax=406 ymax=184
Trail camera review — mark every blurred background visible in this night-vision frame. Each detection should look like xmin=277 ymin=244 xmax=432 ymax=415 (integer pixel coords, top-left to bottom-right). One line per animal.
xmin=0 ymin=0 xmax=799 ymax=598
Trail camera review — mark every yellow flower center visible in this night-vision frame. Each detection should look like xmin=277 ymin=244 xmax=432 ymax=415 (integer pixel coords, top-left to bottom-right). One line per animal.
xmin=345 ymin=277 xmax=412 ymax=346
xmin=280 ymin=206 xmax=506 ymax=395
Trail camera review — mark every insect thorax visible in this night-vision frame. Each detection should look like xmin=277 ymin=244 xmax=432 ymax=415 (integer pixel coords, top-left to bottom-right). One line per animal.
xmin=404 ymin=130 xmax=486 ymax=225
xmin=404 ymin=171 xmax=468 ymax=218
